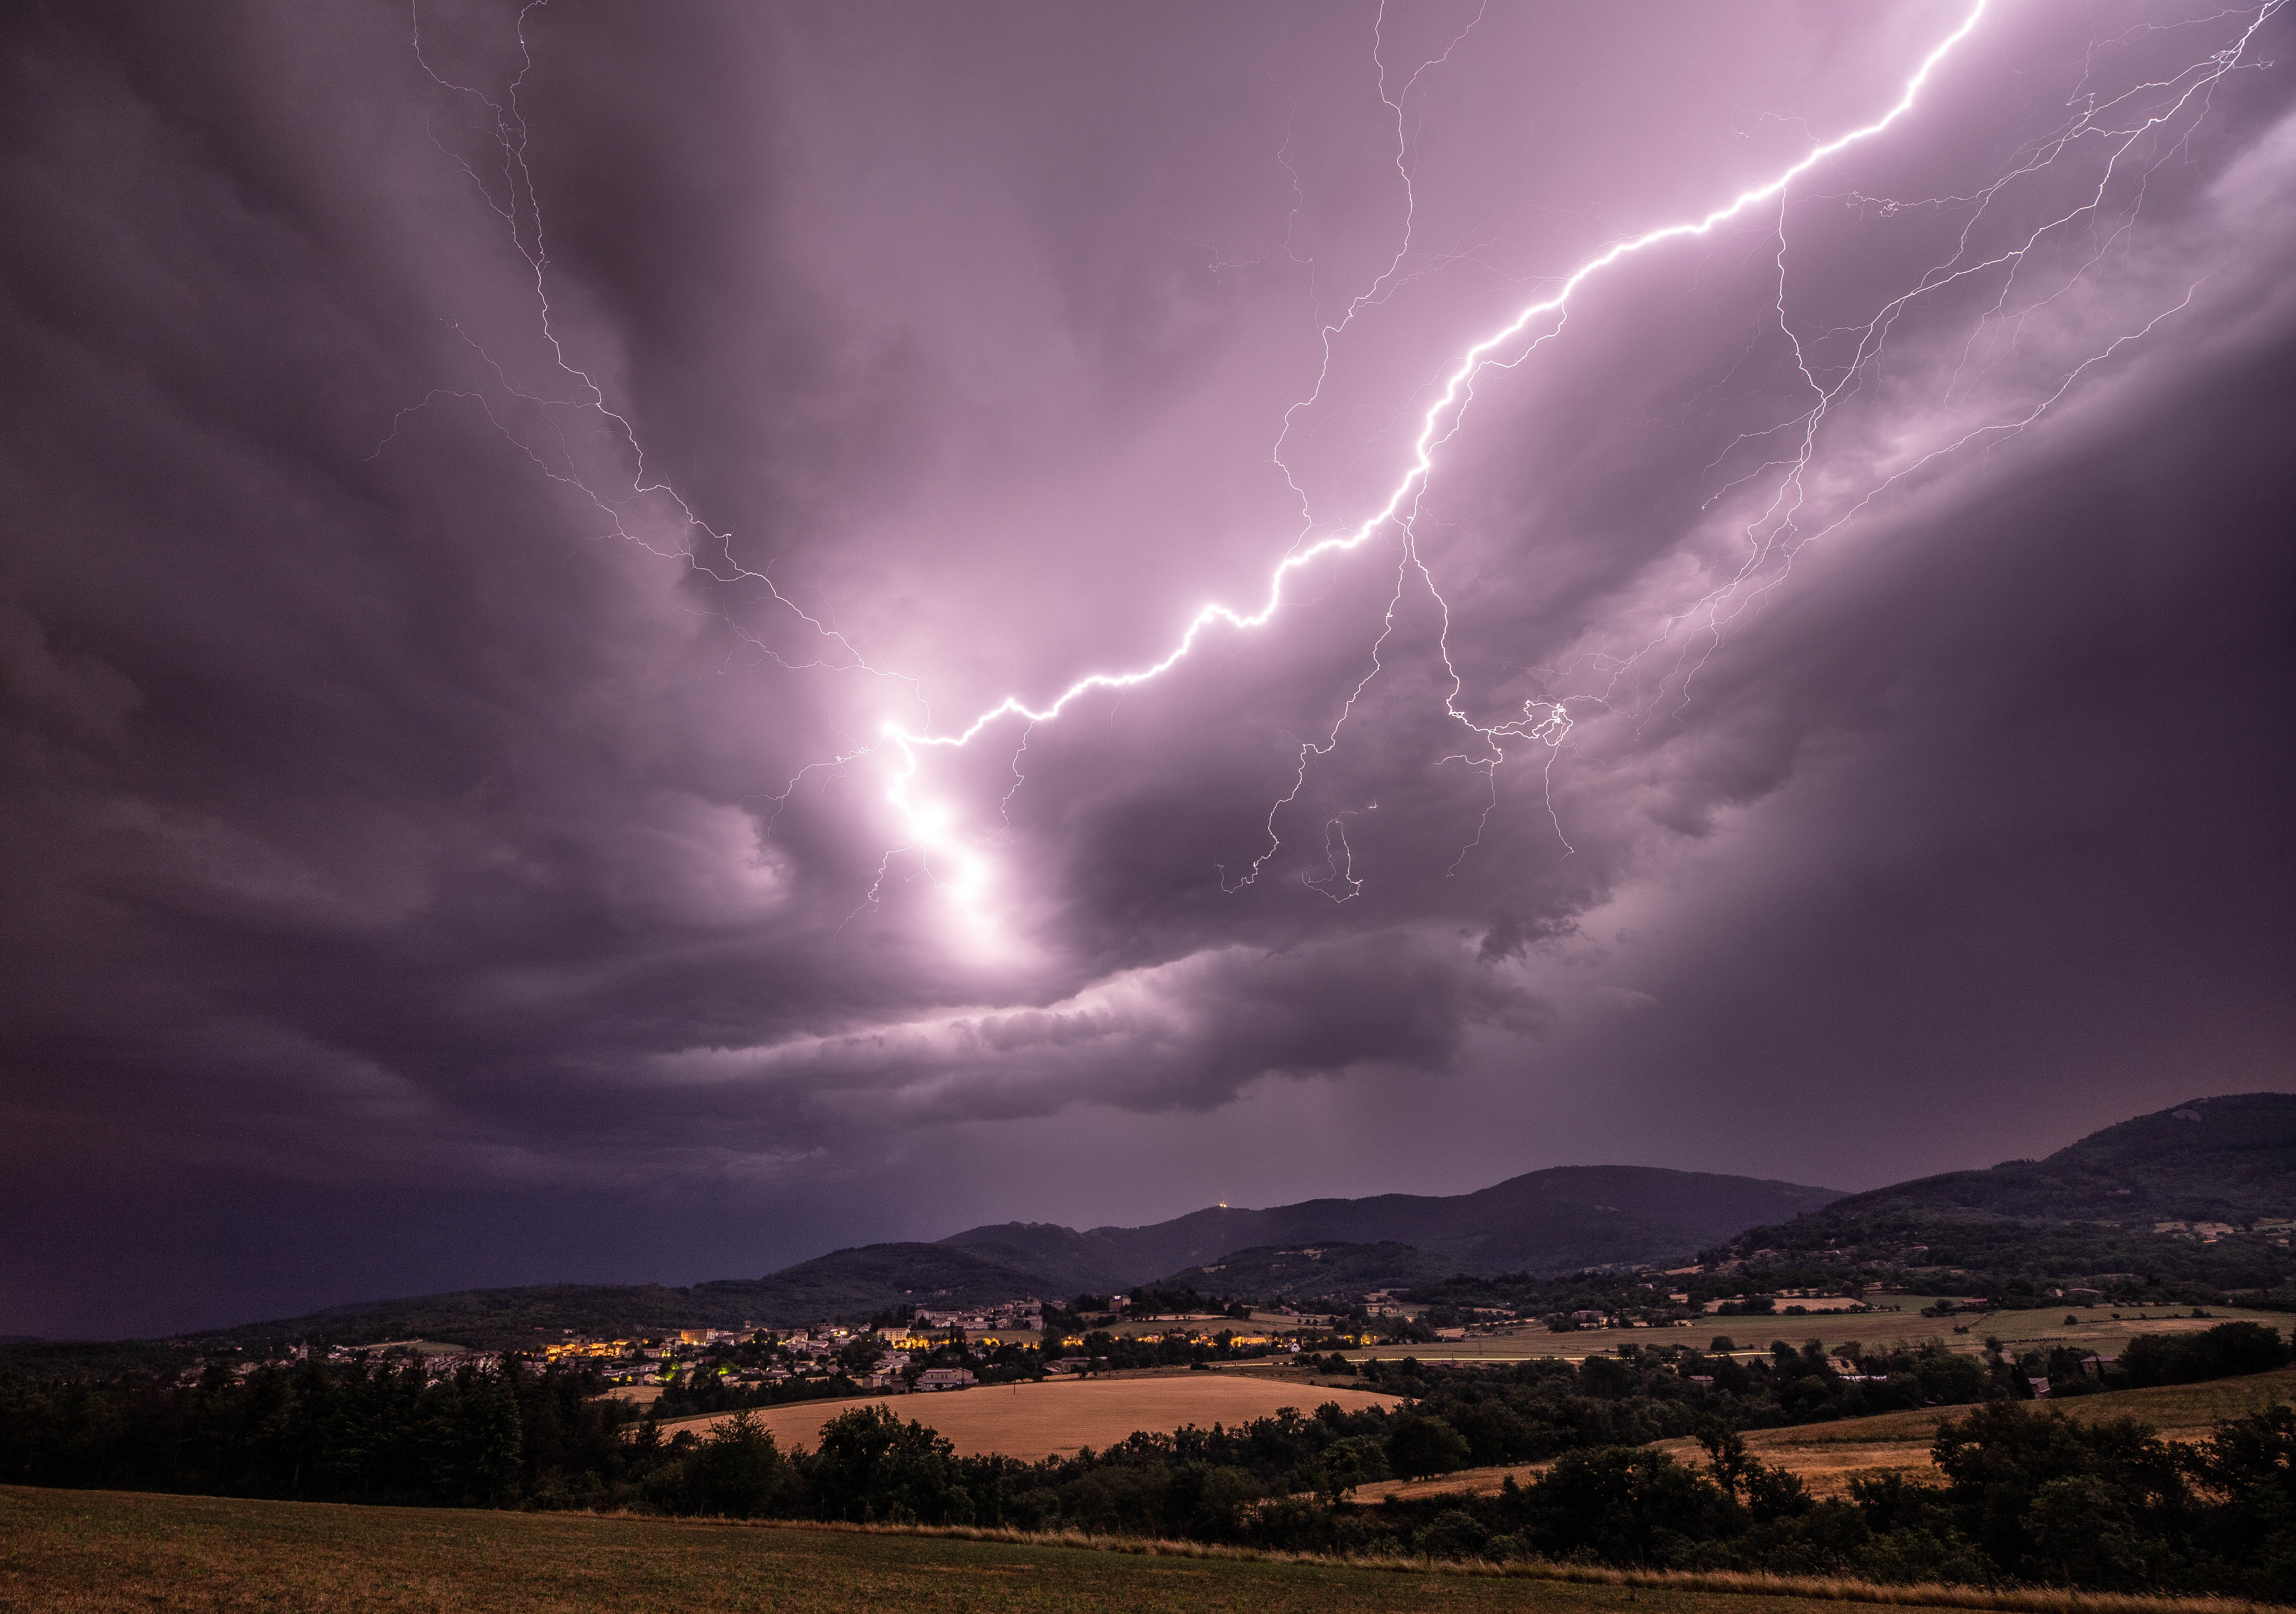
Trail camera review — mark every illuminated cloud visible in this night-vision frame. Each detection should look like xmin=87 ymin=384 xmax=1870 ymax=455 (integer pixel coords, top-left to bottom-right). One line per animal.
xmin=1 ymin=0 xmax=2290 ymax=1334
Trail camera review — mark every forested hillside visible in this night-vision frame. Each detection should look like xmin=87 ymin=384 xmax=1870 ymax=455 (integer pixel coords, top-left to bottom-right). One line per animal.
xmin=1715 ymin=1094 xmax=2296 ymax=1299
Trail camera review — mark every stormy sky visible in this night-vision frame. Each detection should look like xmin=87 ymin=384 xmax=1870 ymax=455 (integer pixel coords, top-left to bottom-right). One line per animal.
xmin=4 ymin=0 xmax=2292 ymax=1340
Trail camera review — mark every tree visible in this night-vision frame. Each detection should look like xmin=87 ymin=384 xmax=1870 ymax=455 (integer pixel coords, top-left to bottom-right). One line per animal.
xmin=2189 ymin=1404 xmax=2296 ymax=1600
xmin=836 ymin=1337 xmax=887 ymax=1377
xmin=675 ymin=1412 xmax=788 ymax=1518
xmin=1930 ymin=1401 xmax=2187 ymax=1581
xmin=2122 ymin=1322 xmax=2291 ymax=1387
xmin=1309 ymin=1435 xmax=1389 ymax=1505
xmin=1385 ymin=1414 xmax=1471 ymax=1480
xmin=807 ymin=1404 xmax=973 ymax=1525
xmin=1521 ymin=1447 xmax=1734 ymax=1564
xmin=1697 ymin=1422 xmax=1751 ymax=1498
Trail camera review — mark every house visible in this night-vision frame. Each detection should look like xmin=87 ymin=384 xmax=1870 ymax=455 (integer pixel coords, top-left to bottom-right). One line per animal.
xmin=915 ymin=1367 xmax=977 ymax=1391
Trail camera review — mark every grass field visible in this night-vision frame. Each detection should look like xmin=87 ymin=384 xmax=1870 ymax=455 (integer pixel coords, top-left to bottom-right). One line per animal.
xmin=658 ymin=1373 xmax=1401 ymax=1456
xmin=0 ymin=1486 xmax=2265 ymax=1614
xmin=1319 ymin=1306 xmax=2289 ymax=1367
xmin=1354 ymin=1366 xmax=2296 ymax=1504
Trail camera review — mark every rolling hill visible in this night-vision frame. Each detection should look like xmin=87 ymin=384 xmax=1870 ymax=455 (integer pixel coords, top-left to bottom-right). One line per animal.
xmin=1717 ymin=1092 xmax=2296 ymax=1294
xmin=1161 ymin=1241 xmax=1467 ymax=1301
xmin=2 ymin=1163 xmax=1845 ymax=1368
xmin=939 ymin=1164 xmax=1847 ymax=1294
xmin=44 ymin=1093 xmax=2295 ymax=1367
xmin=0 ymin=1243 xmax=1054 ymax=1369
xmin=1759 ymin=1092 xmax=2296 ymax=1229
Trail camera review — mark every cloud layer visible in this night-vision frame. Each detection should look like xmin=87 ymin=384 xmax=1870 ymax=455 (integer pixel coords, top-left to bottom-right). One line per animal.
xmin=2 ymin=0 xmax=2291 ymax=1335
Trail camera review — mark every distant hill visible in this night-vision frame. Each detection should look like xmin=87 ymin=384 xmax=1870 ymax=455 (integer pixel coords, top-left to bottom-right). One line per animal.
xmin=16 ymin=1098 xmax=2284 ymax=1375
xmin=941 ymin=1164 xmax=1848 ymax=1294
xmin=1777 ymin=1092 xmax=2296 ymax=1228
xmin=8 ymin=1243 xmax=1056 ymax=1365
xmin=1719 ymin=1092 xmax=2296 ymax=1294
xmin=1162 ymin=1242 xmax=1466 ymax=1302
xmin=0 ymin=1163 xmax=1844 ymax=1370
xmin=696 ymin=1242 xmax=1051 ymax=1323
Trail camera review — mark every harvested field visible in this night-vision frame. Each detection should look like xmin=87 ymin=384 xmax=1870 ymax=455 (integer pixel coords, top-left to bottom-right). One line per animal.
xmin=1357 ymin=1461 xmax=1552 ymax=1504
xmin=1359 ymin=1366 xmax=2296 ymax=1505
xmin=658 ymin=1373 xmax=1399 ymax=1458
xmin=1649 ymin=1436 xmax=1936 ymax=1501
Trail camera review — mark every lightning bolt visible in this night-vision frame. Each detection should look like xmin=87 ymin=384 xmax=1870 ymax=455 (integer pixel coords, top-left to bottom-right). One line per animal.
xmin=1583 ymin=0 xmax=2281 ymax=730
xmin=392 ymin=0 xmax=918 ymax=698
xmin=393 ymin=0 xmax=2281 ymax=950
xmin=871 ymin=0 xmax=1997 ymax=936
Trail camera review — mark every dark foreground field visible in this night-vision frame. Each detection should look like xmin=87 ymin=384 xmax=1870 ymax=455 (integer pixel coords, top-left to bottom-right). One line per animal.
xmin=0 ymin=1486 xmax=2275 ymax=1614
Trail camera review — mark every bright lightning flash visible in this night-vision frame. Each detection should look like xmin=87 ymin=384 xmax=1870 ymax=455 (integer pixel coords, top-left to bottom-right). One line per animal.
xmin=397 ymin=0 xmax=2281 ymax=956
xmin=870 ymin=0 xmax=1995 ymax=940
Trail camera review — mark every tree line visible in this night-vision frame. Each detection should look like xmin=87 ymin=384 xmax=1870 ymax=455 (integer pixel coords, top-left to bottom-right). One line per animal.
xmin=2 ymin=1326 xmax=2289 ymax=1597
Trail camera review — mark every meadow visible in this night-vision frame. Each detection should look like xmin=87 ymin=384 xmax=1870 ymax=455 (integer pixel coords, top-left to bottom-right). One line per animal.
xmin=1 ymin=1485 xmax=2277 ymax=1614
xmin=1317 ymin=1305 xmax=2293 ymax=1368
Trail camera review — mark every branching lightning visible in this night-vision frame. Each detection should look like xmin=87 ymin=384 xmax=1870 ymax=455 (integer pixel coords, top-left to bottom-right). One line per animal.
xmin=393 ymin=0 xmax=2282 ymax=950
xmin=872 ymin=0 xmax=1997 ymax=930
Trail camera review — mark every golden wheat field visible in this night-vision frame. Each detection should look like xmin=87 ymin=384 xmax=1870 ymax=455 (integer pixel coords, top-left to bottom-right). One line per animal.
xmin=1352 ymin=1365 xmax=2296 ymax=1505
xmin=657 ymin=1372 xmax=1401 ymax=1458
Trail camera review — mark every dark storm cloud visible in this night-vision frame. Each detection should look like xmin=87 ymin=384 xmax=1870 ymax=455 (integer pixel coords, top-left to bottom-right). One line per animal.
xmin=2 ymin=0 xmax=2291 ymax=1336
xmin=652 ymin=928 xmax=1557 ymax=1137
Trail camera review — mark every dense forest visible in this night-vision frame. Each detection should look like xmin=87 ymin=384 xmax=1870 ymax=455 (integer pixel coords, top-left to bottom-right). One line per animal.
xmin=3 ymin=1323 xmax=2289 ymax=1597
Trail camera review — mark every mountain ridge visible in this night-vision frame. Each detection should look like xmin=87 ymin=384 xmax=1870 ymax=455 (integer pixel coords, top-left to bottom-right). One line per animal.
xmin=1713 ymin=1093 xmax=2296 ymax=1296
xmin=938 ymin=1164 xmax=1847 ymax=1292
xmin=5 ymin=1163 xmax=1844 ymax=1361
xmin=22 ymin=1095 xmax=2287 ymax=1367
xmin=1729 ymin=1092 xmax=2296 ymax=1252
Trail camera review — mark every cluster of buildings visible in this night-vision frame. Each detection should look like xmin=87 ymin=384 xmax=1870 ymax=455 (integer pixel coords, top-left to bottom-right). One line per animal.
xmin=2153 ymin=1218 xmax=2291 ymax=1245
xmin=522 ymin=1321 xmax=1016 ymax=1394
xmin=540 ymin=1326 xmax=761 ymax=1366
xmin=901 ymin=1301 xmax=1045 ymax=1334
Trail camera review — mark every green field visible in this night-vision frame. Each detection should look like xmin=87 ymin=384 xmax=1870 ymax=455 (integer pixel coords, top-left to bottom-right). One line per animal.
xmin=1313 ymin=1305 xmax=2289 ymax=1368
xmin=0 ymin=1484 xmax=2218 ymax=1614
